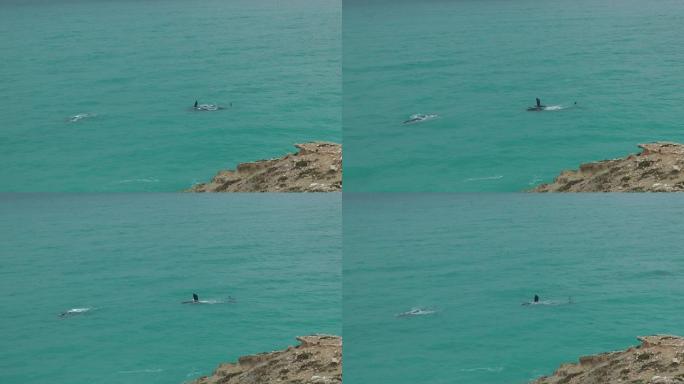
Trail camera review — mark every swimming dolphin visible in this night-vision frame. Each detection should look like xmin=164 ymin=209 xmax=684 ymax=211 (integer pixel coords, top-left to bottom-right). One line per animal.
xmin=522 ymin=294 xmax=543 ymax=306
xmin=403 ymin=115 xmax=424 ymax=124
xmin=403 ymin=113 xmax=438 ymax=124
xmin=193 ymin=101 xmax=223 ymax=111
xmin=67 ymin=113 xmax=95 ymax=123
xmin=59 ymin=307 xmax=91 ymax=318
xmin=522 ymin=294 xmax=542 ymax=305
xmin=527 ymin=98 xmax=546 ymax=111
xmin=181 ymin=293 xmax=237 ymax=304
xmin=396 ymin=307 xmax=436 ymax=317
xmin=182 ymin=293 xmax=200 ymax=304
xmin=522 ymin=295 xmax=573 ymax=306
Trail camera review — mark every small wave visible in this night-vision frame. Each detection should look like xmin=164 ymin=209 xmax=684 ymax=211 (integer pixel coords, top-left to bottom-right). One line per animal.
xmin=459 ymin=367 xmax=503 ymax=373
xmin=118 ymin=368 xmax=164 ymax=374
xmin=543 ymin=105 xmax=565 ymax=111
xmin=396 ymin=307 xmax=437 ymax=317
xmin=644 ymin=269 xmax=675 ymax=277
xmin=67 ymin=113 xmax=96 ymax=123
xmin=115 ymin=178 xmax=160 ymax=184
xmin=465 ymin=175 xmax=503 ymax=182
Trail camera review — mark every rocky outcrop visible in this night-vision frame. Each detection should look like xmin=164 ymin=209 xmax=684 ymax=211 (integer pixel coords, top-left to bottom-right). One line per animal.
xmin=190 ymin=335 xmax=342 ymax=384
xmin=189 ymin=142 xmax=342 ymax=192
xmin=532 ymin=335 xmax=684 ymax=384
xmin=532 ymin=142 xmax=684 ymax=192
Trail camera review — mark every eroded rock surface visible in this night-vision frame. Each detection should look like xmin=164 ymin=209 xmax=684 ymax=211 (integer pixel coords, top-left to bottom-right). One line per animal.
xmin=532 ymin=335 xmax=684 ymax=384
xmin=532 ymin=142 xmax=684 ymax=192
xmin=190 ymin=335 xmax=342 ymax=384
xmin=189 ymin=142 xmax=341 ymax=192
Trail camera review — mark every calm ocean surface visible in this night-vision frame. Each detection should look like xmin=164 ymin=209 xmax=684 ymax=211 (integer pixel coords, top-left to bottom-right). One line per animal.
xmin=344 ymin=193 xmax=684 ymax=383
xmin=344 ymin=0 xmax=684 ymax=191
xmin=0 ymin=0 xmax=340 ymax=191
xmin=0 ymin=193 xmax=341 ymax=383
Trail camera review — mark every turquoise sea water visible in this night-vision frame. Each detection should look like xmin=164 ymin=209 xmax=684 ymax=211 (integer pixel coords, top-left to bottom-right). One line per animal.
xmin=0 ymin=193 xmax=341 ymax=383
xmin=0 ymin=0 xmax=340 ymax=192
xmin=344 ymin=0 xmax=684 ymax=192
xmin=344 ymin=193 xmax=684 ymax=384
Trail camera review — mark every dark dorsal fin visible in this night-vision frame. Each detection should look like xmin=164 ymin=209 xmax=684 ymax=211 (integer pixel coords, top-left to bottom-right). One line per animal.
xmin=193 ymin=293 xmax=199 ymax=302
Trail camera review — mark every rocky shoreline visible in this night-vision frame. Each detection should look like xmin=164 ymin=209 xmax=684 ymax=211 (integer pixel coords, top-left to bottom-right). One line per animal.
xmin=188 ymin=142 xmax=342 ymax=192
xmin=532 ymin=142 xmax=684 ymax=192
xmin=189 ymin=335 xmax=342 ymax=384
xmin=531 ymin=335 xmax=684 ymax=384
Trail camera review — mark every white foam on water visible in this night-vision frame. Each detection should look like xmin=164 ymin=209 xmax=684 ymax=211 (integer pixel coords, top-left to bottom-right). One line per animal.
xmin=195 ymin=104 xmax=220 ymax=111
xmin=185 ymin=368 xmax=202 ymax=378
xmin=67 ymin=307 xmax=90 ymax=313
xmin=197 ymin=299 xmax=223 ymax=304
xmin=59 ymin=307 xmax=93 ymax=317
xmin=522 ymin=298 xmax=573 ymax=306
xmin=527 ymin=175 xmax=544 ymax=186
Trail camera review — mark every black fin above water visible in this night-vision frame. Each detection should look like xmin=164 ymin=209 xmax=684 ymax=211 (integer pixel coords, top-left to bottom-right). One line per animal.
xmin=182 ymin=293 xmax=200 ymax=304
